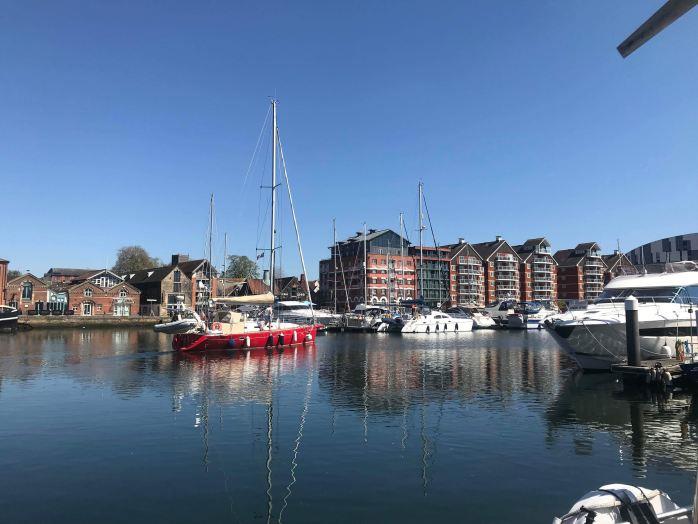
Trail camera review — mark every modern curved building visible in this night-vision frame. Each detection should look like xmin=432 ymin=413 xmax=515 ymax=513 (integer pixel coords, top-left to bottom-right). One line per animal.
xmin=627 ymin=233 xmax=698 ymax=265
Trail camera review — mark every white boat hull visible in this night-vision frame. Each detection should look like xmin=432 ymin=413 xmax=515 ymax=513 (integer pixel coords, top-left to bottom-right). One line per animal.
xmin=401 ymin=318 xmax=473 ymax=333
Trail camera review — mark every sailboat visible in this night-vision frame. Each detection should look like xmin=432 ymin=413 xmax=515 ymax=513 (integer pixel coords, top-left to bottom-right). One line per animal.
xmin=173 ymin=100 xmax=320 ymax=351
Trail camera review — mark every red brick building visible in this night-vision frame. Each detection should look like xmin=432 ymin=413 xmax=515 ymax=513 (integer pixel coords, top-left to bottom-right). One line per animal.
xmin=0 ymin=258 xmax=8 ymax=304
xmin=6 ymin=273 xmax=50 ymax=314
xmin=554 ymin=242 xmax=605 ymax=301
xmin=513 ymin=238 xmax=558 ymax=303
xmin=319 ymin=229 xmax=416 ymax=310
xmin=408 ymin=245 xmax=451 ymax=308
xmin=443 ymin=239 xmax=485 ymax=306
xmin=65 ymin=271 xmax=141 ymax=316
xmin=472 ymin=237 xmax=522 ymax=304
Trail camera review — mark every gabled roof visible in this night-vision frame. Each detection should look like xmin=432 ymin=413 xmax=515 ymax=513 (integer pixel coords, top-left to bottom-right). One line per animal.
xmin=125 ymin=258 xmax=216 ymax=285
xmin=67 ymin=279 xmax=141 ymax=294
xmin=575 ymin=242 xmax=600 ymax=251
xmin=472 ymin=238 xmax=520 ymax=262
xmin=602 ymin=252 xmax=633 ymax=271
xmin=72 ymin=269 xmax=124 ymax=283
xmin=44 ymin=268 xmax=97 ymax=277
xmin=275 ymin=276 xmax=298 ymax=290
xmin=247 ymin=278 xmax=271 ymax=295
xmin=554 ymin=249 xmax=584 ymax=267
xmin=512 ymin=238 xmax=553 ymax=262
xmin=0 ymin=258 xmax=8 ymax=263
xmin=442 ymin=241 xmax=483 ymax=261
xmin=7 ymin=273 xmax=46 ymax=286
xmin=338 ymin=228 xmax=410 ymax=246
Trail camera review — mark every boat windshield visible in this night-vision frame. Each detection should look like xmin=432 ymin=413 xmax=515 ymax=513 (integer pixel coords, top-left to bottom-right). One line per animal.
xmin=594 ymin=287 xmax=682 ymax=304
xmin=514 ymin=302 xmax=542 ymax=314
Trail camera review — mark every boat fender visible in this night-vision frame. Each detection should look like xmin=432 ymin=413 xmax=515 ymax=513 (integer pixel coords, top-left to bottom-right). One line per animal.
xmin=305 ymin=333 xmax=312 ymax=342
xmin=455 ymin=324 xmax=458 ymax=331
xmin=677 ymin=343 xmax=685 ymax=362
xmin=228 ymin=338 xmax=235 ymax=349
xmin=426 ymin=326 xmax=430 ymax=334
xmin=244 ymin=336 xmax=251 ymax=348
xmin=293 ymin=331 xmax=298 ymax=343
xmin=443 ymin=324 xmax=447 ymax=331
xmin=278 ymin=333 xmax=285 ymax=346
xmin=435 ymin=325 xmax=439 ymax=332
xmin=212 ymin=322 xmax=222 ymax=331
xmin=267 ymin=334 xmax=274 ymax=346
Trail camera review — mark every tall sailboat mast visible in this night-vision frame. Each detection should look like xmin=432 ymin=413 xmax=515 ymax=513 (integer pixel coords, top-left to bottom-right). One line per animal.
xmin=418 ymin=182 xmax=425 ymax=301
xmin=269 ymin=99 xmax=278 ymax=294
xmin=333 ymin=218 xmax=338 ymax=314
xmin=207 ymin=193 xmax=214 ymax=319
xmin=363 ymin=222 xmax=368 ymax=306
xmin=400 ymin=212 xmax=406 ymax=301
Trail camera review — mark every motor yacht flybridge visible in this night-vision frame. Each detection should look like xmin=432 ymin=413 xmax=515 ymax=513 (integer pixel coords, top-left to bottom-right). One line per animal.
xmin=173 ymin=100 xmax=320 ymax=351
xmin=547 ymin=262 xmax=698 ymax=371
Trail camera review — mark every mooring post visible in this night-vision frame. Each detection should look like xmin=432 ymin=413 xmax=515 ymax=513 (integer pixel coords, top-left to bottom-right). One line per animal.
xmin=625 ymin=296 xmax=641 ymax=366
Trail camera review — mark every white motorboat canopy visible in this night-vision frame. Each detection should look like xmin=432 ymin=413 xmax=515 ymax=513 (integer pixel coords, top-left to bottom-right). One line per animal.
xmin=213 ymin=293 xmax=275 ymax=305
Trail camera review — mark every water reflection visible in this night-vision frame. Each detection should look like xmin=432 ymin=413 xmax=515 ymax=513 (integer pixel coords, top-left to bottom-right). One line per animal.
xmin=547 ymin=372 xmax=698 ymax=475
xmin=1 ymin=329 xmax=696 ymax=522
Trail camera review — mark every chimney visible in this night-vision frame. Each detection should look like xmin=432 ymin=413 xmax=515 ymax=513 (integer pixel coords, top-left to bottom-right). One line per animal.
xmin=458 ymin=237 xmax=465 ymax=244
xmin=171 ymin=254 xmax=190 ymax=266
xmin=614 ymin=249 xmax=620 ymax=256
xmin=495 ymin=235 xmax=502 ymax=242
xmin=368 ymin=228 xmax=376 ymax=234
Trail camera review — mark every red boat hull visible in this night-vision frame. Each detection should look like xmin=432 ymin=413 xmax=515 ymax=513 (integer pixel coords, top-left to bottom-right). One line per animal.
xmin=172 ymin=324 xmax=320 ymax=351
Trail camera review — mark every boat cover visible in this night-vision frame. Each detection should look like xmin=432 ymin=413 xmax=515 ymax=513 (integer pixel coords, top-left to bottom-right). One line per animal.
xmin=213 ymin=293 xmax=275 ymax=305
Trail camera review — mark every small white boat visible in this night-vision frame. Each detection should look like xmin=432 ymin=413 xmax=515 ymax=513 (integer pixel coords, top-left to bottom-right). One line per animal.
xmin=274 ymin=300 xmax=341 ymax=327
xmin=154 ymin=308 xmax=205 ymax=334
xmin=401 ymin=309 xmax=473 ymax=333
xmin=554 ymin=483 xmax=689 ymax=523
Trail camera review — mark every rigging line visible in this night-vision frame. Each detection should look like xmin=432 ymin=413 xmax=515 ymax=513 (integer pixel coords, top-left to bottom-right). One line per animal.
xmin=421 ymin=187 xmax=444 ymax=302
xmin=277 ymin=135 xmax=315 ymax=320
xmin=278 ymin=359 xmax=314 ymax=523
xmin=237 ymin=105 xmax=272 ymax=220
xmin=337 ymin=241 xmax=351 ymax=311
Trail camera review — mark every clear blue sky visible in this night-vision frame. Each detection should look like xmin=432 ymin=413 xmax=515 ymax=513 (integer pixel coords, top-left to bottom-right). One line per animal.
xmin=2 ymin=1 xmax=697 ymax=277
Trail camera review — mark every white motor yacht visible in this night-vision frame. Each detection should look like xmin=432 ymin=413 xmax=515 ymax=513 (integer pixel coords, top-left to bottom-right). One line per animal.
xmin=0 ymin=305 xmax=19 ymax=331
xmin=401 ymin=308 xmax=473 ymax=333
xmin=274 ymin=300 xmax=341 ymax=327
xmin=445 ymin=306 xmax=496 ymax=329
xmin=154 ymin=307 xmax=205 ymax=334
xmin=483 ymin=299 xmax=518 ymax=326
xmin=547 ymin=262 xmax=698 ymax=371
xmin=507 ymin=301 xmax=557 ymax=330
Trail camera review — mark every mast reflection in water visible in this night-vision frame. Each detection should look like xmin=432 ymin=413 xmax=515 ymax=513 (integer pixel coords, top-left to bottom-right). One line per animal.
xmin=0 ymin=329 xmax=696 ymax=523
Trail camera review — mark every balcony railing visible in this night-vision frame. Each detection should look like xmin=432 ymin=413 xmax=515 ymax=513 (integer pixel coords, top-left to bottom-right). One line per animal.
xmin=496 ymin=283 xmax=518 ymax=291
xmin=585 ymin=259 xmax=604 ymax=269
xmin=496 ymin=275 xmax=518 ymax=282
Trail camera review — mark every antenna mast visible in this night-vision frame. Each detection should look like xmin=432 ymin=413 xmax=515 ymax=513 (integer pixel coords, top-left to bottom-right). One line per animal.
xmin=418 ymin=182 xmax=424 ymax=301
xmin=333 ymin=218 xmax=338 ymax=314
xmin=364 ymin=222 xmax=368 ymax=306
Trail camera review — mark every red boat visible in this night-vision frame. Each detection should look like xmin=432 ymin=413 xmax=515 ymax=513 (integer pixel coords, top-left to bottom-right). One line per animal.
xmin=172 ymin=322 xmax=320 ymax=352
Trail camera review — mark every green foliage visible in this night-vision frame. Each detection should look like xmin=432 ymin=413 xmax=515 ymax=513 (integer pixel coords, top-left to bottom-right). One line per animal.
xmin=112 ymin=246 xmax=160 ymax=275
xmin=224 ymin=255 xmax=260 ymax=279
xmin=7 ymin=269 xmax=21 ymax=280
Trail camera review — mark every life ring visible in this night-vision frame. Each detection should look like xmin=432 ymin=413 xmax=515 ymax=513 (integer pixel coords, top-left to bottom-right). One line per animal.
xmin=212 ymin=322 xmax=222 ymax=331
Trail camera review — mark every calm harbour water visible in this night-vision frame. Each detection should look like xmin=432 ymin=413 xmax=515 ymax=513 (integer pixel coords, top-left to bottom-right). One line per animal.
xmin=1 ymin=328 xmax=697 ymax=523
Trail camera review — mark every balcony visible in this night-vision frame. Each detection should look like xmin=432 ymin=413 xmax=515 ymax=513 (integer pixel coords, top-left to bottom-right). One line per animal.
xmin=533 ymin=284 xmax=553 ymax=291
xmin=496 ymin=261 xmax=517 ymax=269
xmin=585 ymin=258 xmax=604 ymax=269
xmin=496 ymin=274 xmax=518 ymax=282
xmin=496 ymin=283 xmax=518 ymax=291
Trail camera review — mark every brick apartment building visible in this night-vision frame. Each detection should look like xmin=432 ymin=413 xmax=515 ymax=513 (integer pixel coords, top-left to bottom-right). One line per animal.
xmin=473 ymin=237 xmax=522 ymax=304
xmin=0 ymin=258 xmax=8 ymax=304
xmin=319 ymin=229 xmax=416 ymax=310
xmin=513 ymin=238 xmax=558 ymax=303
xmin=443 ymin=239 xmax=486 ymax=307
xmin=125 ymin=254 xmax=217 ymax=315
xmin=409 ymin=245 xmax=451 ymax=308
xmin=554 ymin=242 xmax=606 ymax=301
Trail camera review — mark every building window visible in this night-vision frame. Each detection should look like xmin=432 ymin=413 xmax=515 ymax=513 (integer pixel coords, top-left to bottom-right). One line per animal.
xmin=97 ymin=304 xmax=102 ymax=311
xmin=84 ymin=288 xmax=93 ymax=297
xmin=173 ymin=270 xmax=181 ymax=293
xmin=458 ymin=256 xmax=465 ymax=263
xmin=21 ymin=282 xmax=33 ymax=300
xmin=119 ymin=288 xmax=127 ymax=298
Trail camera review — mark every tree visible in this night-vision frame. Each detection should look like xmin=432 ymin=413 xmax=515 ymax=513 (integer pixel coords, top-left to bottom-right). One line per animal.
xmin=112 ymin=246 xmax=161 ymax=275
xmin=7 ymin=270 xmax=21 ymax=280
xmin=223 ymin=255 xmax=260 ymax=279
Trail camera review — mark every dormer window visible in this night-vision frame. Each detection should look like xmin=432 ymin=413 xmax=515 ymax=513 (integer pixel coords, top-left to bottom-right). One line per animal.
xmin=84 ymin=288 xmax=93 ymax=297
